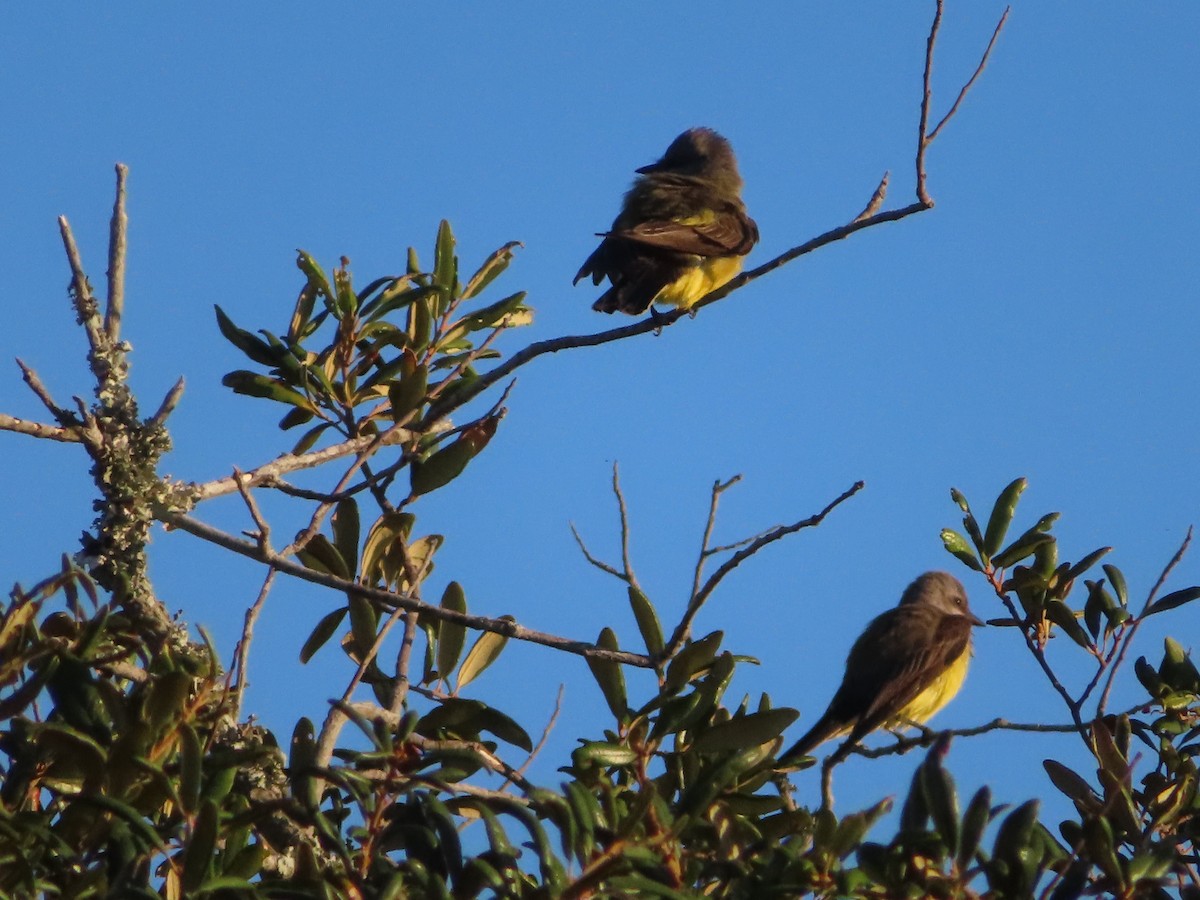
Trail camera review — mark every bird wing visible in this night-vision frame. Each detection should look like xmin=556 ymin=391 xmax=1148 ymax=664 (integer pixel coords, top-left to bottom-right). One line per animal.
xmin=844 ymin=610 xmax=972 ymax=744
xmin=607 ymin=209 xmax=758 ymax=258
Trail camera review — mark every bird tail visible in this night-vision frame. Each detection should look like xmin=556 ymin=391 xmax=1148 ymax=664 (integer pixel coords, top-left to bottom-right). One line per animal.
xmin=779 ymin=712 xmax=849 ymax=762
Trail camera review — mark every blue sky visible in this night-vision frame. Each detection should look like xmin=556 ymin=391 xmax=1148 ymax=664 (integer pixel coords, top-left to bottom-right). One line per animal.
xmin=3 ymin=3 xmax=1198 ymax=834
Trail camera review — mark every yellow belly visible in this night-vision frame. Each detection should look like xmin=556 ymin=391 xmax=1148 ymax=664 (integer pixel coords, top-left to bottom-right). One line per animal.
xmin=655 ymin=256 xmax=744 ymax=310
xmin=892 ymin=647 xmax=971 ymax=726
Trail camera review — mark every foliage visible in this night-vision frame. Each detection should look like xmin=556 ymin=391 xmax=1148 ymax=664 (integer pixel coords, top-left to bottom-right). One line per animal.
xmin=3 ymin=8 xmax=1199 ymax=895
xmin=3 ymin=209 xmax=1199 ymax=898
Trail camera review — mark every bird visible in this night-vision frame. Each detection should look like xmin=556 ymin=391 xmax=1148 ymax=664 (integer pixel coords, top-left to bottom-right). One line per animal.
xmin=780 ymin=571 xmax=984 ymax=762
xmin=574 ymin=127 xmax=759 ymax=316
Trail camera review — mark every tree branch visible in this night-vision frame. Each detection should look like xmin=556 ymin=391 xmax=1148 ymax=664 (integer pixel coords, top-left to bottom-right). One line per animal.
xmin=663 ymin=480 xmax=865 ymax=659
xmin=162 ymin=510 xmax=654 ymax=668
xmin=105 ymin=163 xmax=129 ymax=341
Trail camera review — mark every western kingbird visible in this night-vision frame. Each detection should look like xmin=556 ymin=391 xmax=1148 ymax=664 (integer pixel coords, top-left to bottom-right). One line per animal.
xmin=781 ymin=571 xmax=983 ymax=761
xmin=574 ymin=127 xmax=759 ymax=315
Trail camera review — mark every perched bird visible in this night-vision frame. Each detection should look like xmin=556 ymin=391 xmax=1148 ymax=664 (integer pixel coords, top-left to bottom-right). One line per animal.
xmin=781 ymin=572 xmax=984 ymax=762
xmin=575 ymin=127 xmax=759 ymax=315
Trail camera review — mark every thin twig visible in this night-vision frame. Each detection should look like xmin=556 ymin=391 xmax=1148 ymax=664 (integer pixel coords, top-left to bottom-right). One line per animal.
xmin=56 ymin=216 xmax=105 ymax=354
xmin=0 ymin=413 xmax=80 ymax=443
xmin=390 ymin=613 xmax=419 ymax=716
xmin=105 ymin=164 xmax=128 ymax=341
xmin=663 ymin=480 xmax=865 ymax=659
xmin=691 ymin=476 xmax=742 ymax=602
xmin=509 ymin=684 xmax=564 ymax=786
xmin=147 ymin=377 xmax=185 ymax=429
xmin=1097 ymin=527 xmax=1193 ymax=716
xmin=853 ymin=172 xmax=890 ymax=223
xmin=569 ymin=523 xmax=624 ymax=579
xmin=233 ymin=468 xmax=272 ymax=549
xmin=987 ymin=573 xmax=1088 ymax=736
xmin=16 ymin=360 xmax=71 ymax=422
xmin=163 ymin=510 xmax=654 ymax=667
xmin=186 ymin=429 xmax=413 ymax=503
xmin=611 ymin=463 xmax=644 ymax=596
xmin=927 ymin=8 xmax=1011 ymax=142
xmin=232 ymin=568 xmax=276 ymax=720
xmin=916 ymin=0 xmax=943 ymax=205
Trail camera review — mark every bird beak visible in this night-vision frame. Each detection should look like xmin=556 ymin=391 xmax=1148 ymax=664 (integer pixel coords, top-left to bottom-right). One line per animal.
xmin=635 ymin=161 xmax=664 ymax=175
xmin=969 ymin=612 xmax=985 ymax=627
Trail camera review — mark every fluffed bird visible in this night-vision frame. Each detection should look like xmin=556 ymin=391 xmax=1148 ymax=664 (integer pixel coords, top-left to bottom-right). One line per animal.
xmin=575 ymin=127 xmax=758 ymax=316
xmin=781 ymin=571 xmax=983 ymax=762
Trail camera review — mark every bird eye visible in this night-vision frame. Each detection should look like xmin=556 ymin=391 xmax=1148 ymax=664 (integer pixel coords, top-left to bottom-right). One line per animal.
xmin=954 ymin=596 xmax=964 ymax=606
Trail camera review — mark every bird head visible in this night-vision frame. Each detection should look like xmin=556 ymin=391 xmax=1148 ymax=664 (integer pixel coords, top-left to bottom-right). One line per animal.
xmin=635 ymin=127 xmax=743 ymax=191
xmin=900 ymin=571 xmax=984 ymax=626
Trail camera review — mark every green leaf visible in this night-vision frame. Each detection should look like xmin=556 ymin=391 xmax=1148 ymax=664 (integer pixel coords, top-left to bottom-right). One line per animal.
xmin=920 ymin=745 xmax=959 ymax=856
xmin=1043 ymin=759 xmax=1098 ymax=805
xmin=461 ymin=241 xmax=522 ymax=300
xmin=295 ymin=533 xmax=351 ymax=580
xmin=1044 ymin=599 xmax=1092 ymax=649
xmin=476 ymin=705 xmax=534 ymax=752
xmin=291 ymin=422 xmax=329 ymax=455
xmin=279 ymin=406 xmax=314 ymax=431
xmin=664 ymin=631 xmax=724 ymax=693
xmin=586 ymin=628 xmax=628 ymax=721
xmin=143 ymin=669 xmax=191 ymax=734
xmin=296 ymin=251 xmax=335 ymax=308
xmin=214 ymin=305 xmax=279 ymax=367
xmin=347 ymin=595 xmax=379 ymax=662
xmin=288 ymin=282 xmax=318 ymax=342
xmin=300 ymin=607 xmax=348 ymax=664
xmin=457 ymin=621 xmax=513 ymax=690
xmin=983 ymin=477 xmax=1027 ymax=559
xmin=949 ymin=487 xmax=971 ymax=513
xmin=360 ymin=512 xmax=415 ymax=584
xmin=332 ymin=499 xmax=360 ymax=575
xmin=957 ymin=786 xmax=992 ymax=870
xmin=991 ymin=532 xmax=1055 ymax=569
xmin=410 ymin=420 xmax=498 ymax=496
xmin=388 ymin=365 xmax=428 ymax=423
xmin=1064 ymin=546 xmax=1112 ymax=581
xmin=624 ymin=586 xmax=664 ymax=656
xmin=434 ymin=219 xmax=458 ymax=295
xmin=221 ymin=370 xmax=312 ymax=409
xmin=436 ymin=581 xmax=468 ymax=679
xmin=691 ymin=707 xmax=799 ymax=753
xmin=941 ymin=528 xmax=983 ymax=571
xmin=574 ymin=742 xmax=638 ymax=767
xmin=178 ymin=724 xmax=202 ymax=816
xmin=182 ymin=799 xmax=219 ymax=892
xmin=1103 ymin=564 xmax=1128 ymax=606
xmin=1146 ymin=586 xmax=1200 ymax=617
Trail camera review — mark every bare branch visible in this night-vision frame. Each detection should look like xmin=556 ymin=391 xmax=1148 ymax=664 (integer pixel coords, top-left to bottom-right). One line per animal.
xmin=570 ymin=522 xmax=624 ymax=580
xmin=16 ymin=359 xmax=71 ymax=422
xmin=928 ymin=8 xmax=1011 ymax=143
xmin=853 ymin=172 xmax=890 ymax=223
xmin=232 ymin=567 xmax=276 ymax=720
xmin=186 ymin=429 xmax=412 ymax=503
xmin=0 ymin=413 xmax=80 ymax=443
xmin=1097 ymin=527 xmax=1193 ymax=715
xmin=611 ymin=463 xmax=644 ymax=595
xmin=509 ymin=684 xmax=564 ymax=787
xmin=105 ymin=164 xmax=129 ymax=341
xmin=984 ymin=571 xmax=1089 ymax=738
xmin=57 ymin=216 xmax=105 ymax=353
xmin=147 ymin=377 xmax=185 ymax=429
xmin=915 ymin=0 xmax=943 ymax=205
xmin=690 ymin=475 xmax=742 ymax=605
xmin=663 ymin=480 xmax=865 ymax=659
xmin=163 ymin=510 xmax=654 ymax=668
xmin=390 ymin=613 xmax=420 ymax=716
